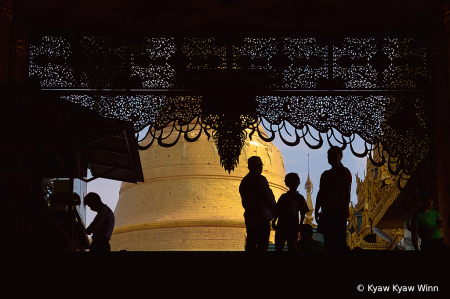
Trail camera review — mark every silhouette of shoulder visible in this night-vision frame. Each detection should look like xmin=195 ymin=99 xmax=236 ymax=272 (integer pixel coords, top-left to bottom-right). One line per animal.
xmin=320 ymin=167 xmax=351 ymax=183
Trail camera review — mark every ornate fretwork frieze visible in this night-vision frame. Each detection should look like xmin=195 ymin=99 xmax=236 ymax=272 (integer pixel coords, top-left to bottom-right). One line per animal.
xmin=28 ymin=36 xmax=428 ymax=90
xmin=28 ymin=35 xmax=429 ymax=175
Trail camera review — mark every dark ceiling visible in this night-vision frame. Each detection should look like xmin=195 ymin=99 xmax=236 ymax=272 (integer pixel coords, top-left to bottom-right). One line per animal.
xmin=10 ymin=0 xmax=446 ymax=36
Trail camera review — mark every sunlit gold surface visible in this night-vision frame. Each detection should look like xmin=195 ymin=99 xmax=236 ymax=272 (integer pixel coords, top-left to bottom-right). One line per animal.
xmin=347 ymin=146 xmax=406 ymax=250
xmin=110 ymin=124 xmax=287 ymax=251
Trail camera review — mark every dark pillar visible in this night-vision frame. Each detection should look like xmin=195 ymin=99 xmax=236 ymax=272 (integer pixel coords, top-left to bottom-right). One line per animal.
xmin=9 ymin=26 xmax=27 ymax=82
xmin=0 ymin=0 xmax=12 ymax=81
xmin=434 ymin=8 xmax=450 ymax=241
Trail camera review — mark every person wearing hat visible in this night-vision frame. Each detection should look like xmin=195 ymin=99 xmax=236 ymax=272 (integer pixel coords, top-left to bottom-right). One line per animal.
xmin=411 ymin=190 xmax=449 ymax=252
xmin=239 ymin=156 xmax=276 ymax=252
xmin=84 ymin=192 xmax=115 ymax=252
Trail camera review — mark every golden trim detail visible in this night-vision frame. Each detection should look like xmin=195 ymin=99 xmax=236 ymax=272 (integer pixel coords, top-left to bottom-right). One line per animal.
xmin=120 ymin=174 xmax=288 ymax=194
xmin=371 ymin=186 xmax=401 ymax=229
xmin=112 ymin=219 xmax=246 ymax=235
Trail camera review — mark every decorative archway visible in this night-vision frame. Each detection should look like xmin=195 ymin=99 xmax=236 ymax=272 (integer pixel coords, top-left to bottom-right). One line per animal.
xmin=28 ymin=35 xmax=429 ymax=189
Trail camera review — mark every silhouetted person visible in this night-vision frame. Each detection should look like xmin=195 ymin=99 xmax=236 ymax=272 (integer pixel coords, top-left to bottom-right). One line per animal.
xmin=239 ymin=156 xmax=276 ymax=252
xmin=84 ymin=192 xmax=115 ymax=252
xmin=23 ymin=192 xmax=75 ymax=252
xmin=411 ymin=190 xmax=449 ymax=252
xmin=272 ymin=173 xmax=308 ymax=252
xmin=314 ymin=146 xmax=351 ymax=252
xmin=296 ymin=224 xmax=324 ymax=251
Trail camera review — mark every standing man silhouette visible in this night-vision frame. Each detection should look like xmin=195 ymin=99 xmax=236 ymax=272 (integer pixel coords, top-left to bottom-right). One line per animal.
xmin=314 ymin=146 xmax=351 ymax=251
xmin=84 ymin=192 xmax=115 ymax=252
xmin=239 ymin=156 xmax=276 ymax=252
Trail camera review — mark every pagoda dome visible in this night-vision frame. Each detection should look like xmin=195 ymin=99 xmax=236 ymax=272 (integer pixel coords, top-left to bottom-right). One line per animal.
xmin=109 ymin=123 xmax=288 ymax=251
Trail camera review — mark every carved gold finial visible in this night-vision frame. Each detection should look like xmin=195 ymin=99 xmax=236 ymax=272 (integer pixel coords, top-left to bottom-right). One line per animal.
xmin=0 ymin=1 xmax=12 ymax=21
xmin=305 ymin=154 xmax=313 ymax=190
xmin=304 ymin=154 xmax=315 ymax=226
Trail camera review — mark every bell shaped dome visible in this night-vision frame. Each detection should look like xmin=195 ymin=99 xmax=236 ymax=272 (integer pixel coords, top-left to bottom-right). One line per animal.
xmin=110 ymin=124 xmax=288 ymax=251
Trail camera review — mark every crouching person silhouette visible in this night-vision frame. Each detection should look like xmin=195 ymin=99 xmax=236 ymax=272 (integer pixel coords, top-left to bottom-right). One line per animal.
xmin=84 ymin=193 xmax=115 ymax=252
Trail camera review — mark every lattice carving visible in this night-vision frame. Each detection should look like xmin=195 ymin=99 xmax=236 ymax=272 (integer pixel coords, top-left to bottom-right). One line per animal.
xmin=29 ymin=36 xmax=427 ymax=90
xmin=28 ymin=36 xmax=429 ymax=176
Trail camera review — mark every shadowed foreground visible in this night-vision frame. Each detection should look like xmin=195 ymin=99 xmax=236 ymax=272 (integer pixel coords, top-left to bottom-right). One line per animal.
xmin=5 ymin=251 xmax=449 ymax=297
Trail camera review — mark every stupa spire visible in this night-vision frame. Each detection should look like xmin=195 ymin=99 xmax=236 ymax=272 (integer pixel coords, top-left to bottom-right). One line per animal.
xmin=304 ymin=154 xmax=315 ymax=227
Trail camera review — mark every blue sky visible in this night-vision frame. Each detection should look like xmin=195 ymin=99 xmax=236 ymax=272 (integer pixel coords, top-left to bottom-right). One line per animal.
xmin=85 ymin=127 xmax=368 ymax=228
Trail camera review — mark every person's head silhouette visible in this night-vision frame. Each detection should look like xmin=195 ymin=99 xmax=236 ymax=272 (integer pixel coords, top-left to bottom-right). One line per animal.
xmin=84 ymin=192 xmax=104 ymax=212
xmin=285 ymin=173 xmax=300 ymax=191
xmin=419 ymin=190 xmax=433 ymax=210
xmin=301 ymin=224 xmax=314 ymax=240
xmin=327 ymin=146 xmax=343 ymax=168
xmin=247 ymin=156 xmax=263 ymax=174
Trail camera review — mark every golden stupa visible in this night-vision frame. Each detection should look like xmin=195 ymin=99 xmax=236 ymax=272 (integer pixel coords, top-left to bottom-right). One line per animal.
xmin=110 ymin=123 xmax=288 ymax=251
xmin=304 ymin=173 xmax=316 ymax=227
